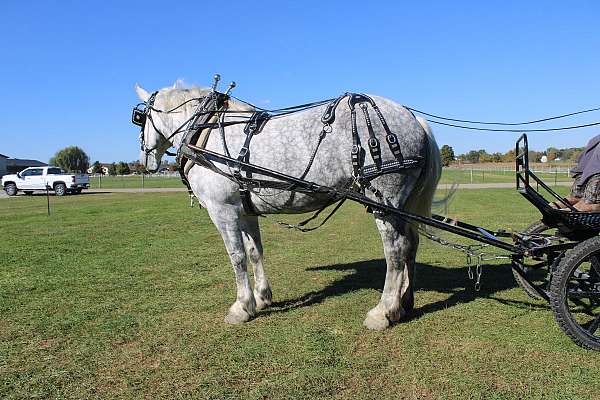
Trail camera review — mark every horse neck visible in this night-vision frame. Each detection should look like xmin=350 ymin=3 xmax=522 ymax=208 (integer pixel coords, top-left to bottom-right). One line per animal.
xmin=165 ymin=107 xmax=195 ymax=151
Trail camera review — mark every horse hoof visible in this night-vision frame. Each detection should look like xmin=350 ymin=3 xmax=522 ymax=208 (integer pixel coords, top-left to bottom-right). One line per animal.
xmin=224 ymin=301 xmax=254 ymax=324
xmin=224 ymin=312 xmax=250 ymax=324
xmin=363 ymin=308 xmax=390 ymax=331
xmin=254 ymin=287 xmax=272 ymax=311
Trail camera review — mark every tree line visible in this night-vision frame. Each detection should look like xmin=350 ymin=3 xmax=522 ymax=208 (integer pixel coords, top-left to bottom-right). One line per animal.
xmin=439 ymin=145 xmax=583 ymax=167
xmin=48 ymin=146 xmax=179 ymax=175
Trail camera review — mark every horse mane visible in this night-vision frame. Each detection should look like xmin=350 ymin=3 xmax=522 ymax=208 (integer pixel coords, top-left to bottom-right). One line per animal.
xmin=159 ymin=83 xmax=254 ymax=112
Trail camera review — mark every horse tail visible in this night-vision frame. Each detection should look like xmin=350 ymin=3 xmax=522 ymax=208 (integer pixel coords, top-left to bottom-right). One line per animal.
xmin=404 ymin=116 xmax=442 ymax=218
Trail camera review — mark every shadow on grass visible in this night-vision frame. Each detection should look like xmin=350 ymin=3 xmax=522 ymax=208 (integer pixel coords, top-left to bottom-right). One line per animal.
xmin=262 ymin=258 xmax=549 ymax=319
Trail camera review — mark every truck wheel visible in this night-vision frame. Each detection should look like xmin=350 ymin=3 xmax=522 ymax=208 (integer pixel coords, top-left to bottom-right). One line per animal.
xmin=4 ymin=183 xmax=17 ymax=196
xmin=54 ymin=183 xmax=67 ymax=196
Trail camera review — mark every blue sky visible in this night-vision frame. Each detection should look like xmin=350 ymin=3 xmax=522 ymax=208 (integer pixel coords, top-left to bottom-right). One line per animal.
xmin=1 ymin=1 xmax=599 ymax=163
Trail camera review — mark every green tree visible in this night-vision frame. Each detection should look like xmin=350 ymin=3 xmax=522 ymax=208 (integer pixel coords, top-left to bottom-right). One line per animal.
xmin=49 ymin=146 xmax=90 ymax=173
xmin=131 ymin=161 xmax=145 ymax=174
xmin=501 ymin=149 xmax=515 ymax=163
xmin=108 ymin=163 xmax=117 ymax=176
xmin=464 ymin=150 xmax=481 ymax=163
xmin=116 ymin=161 xmax=131 ymax=175
xmin=91 ymin=161 xmax=103 ymax=174
xmin=569 ymin=149 xmax=583 ymax=162
xmin=490 ymin=152 xmax=503 ymax=163
xmin=546 ymin=147 xmax=560 ymax=162
xmin=439 ymin=145 xmax=455 ymax=167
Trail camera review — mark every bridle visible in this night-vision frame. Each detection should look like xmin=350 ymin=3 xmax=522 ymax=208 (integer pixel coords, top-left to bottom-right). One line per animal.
xmin=132 ymin=91 xmax=204 ymax=158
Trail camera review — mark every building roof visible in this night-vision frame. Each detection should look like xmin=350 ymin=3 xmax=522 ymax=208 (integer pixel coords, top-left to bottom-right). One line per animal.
xmin=0 ymin=153 xmax=8 ymax=159
xmin=6 ymin=159 xmax=48 ymax=167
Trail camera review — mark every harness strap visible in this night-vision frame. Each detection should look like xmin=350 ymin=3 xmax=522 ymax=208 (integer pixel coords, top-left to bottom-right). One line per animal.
xmin=233 ymin=111 xmax=271 ymax=216
xmin=349 ymin=102 xmax=364 ymax=178
xmin=277 ymin=198 xmax=347 ymax=232
xmin=370 ymin=104 xmax=404 ymax=163
xmin=176 ymin=93 xmax=230 ymax=197
xmin=321 ymin=93 xmax=348 ymax=125
xmin=360 ymin=103 xmax=382 ymax=170
xmin=237 ymin=111 xmax=270 ymax=162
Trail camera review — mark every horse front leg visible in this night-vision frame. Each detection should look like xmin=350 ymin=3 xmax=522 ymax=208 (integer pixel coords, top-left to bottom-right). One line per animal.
xmin=364 ymin=215 xmax=418 ymax=330
xmin=240 ymin=216 xmax=272 ymax=310
xmin=207 ymin=206 xmax=257 ymax=324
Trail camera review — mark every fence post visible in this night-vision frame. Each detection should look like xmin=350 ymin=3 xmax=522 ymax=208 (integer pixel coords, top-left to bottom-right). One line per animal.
xmin=46 ymin=184 xmax=51 ymax=215
xmin=470 ymin=168 xmax=473 ymax=184
xmin=482 ymin=169 xmax=485 ymax=182
xmin=142 ymin=173 xmax=145 ymax=190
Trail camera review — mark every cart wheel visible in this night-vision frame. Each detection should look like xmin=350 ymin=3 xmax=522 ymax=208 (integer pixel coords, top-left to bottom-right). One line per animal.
xmin=549 ymin=236 xmax=600 ymax=350
xmin=512 ymin=221 xmax=552 ymax=299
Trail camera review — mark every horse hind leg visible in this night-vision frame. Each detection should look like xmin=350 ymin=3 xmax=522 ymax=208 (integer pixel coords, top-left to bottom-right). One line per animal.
xmin=364 ymin=215 xmax=419 ymax=330
xmin=207 ymin=205 xmax=257 ymax=324
xmin=240 ymin=216 xmax=272 ymax=310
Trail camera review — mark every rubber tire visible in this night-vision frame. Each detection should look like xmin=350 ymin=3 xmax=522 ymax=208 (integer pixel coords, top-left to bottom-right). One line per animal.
xmin=512 ymin=221 xmax=551 ymax=299
xmin=4 ymin=183 xmax=17 ymax=196
xmin=549 ymin=236 xmax=600 ymax=350
xmin=54 ymin=183 xmax=67 ymax=196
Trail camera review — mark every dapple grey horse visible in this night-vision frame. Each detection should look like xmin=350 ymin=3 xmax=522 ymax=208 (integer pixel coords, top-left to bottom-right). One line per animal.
xmin=135 ymin=82 xmax=440 ymax=330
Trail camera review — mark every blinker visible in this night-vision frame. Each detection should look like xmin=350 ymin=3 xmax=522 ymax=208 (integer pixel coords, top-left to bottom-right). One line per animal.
xmin=132 ymin=104 xmax=146 ymax=127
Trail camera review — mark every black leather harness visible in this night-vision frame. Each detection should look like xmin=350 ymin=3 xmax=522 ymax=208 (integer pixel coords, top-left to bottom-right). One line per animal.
xmin=234 ymin=111 xmax=271 ymax=215
xmin=139 ymin=90 xmax=425 ymax=219
xmin=176 ymin=92 xmax=230 ymax=193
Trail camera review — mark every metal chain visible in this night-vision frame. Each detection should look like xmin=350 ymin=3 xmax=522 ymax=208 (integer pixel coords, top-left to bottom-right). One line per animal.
xmin=418 ymin=226 xmax=510 ymax=291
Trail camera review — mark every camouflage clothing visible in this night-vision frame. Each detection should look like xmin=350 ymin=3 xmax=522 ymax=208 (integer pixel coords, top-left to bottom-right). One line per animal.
xmin=570 ymin=173 xmax=600 ymax=204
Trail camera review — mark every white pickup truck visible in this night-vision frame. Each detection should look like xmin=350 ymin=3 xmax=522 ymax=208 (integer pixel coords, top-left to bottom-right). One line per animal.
xmin=2 ymin=166 xmax=90 ymax=196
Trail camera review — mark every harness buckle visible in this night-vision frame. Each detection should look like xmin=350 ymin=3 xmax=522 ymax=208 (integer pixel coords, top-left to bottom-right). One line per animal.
xmin=239 ymin=146 xmax=249 ymax=158
xmin=368 ymin=138 xmax=379 ymax=148
xmin=386 ymin=134 xmax=397 ymax=144
xmin=351 ymin=144 xmax=360 ymax=155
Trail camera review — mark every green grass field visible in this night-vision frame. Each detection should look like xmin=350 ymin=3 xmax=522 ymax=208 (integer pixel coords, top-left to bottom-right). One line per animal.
xmin=88 ymin=175 xmax=182 ymax=189
xmin=88 ymin=169 xmax=571 ymax=189
xmin=2 ymin=189 xmax=599 ymax=399
xmin=438 ymin=168 xmax=571 ymax=185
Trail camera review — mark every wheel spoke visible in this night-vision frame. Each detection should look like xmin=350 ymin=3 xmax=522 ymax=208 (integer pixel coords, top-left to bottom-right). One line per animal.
xmin=591 ymin=257 xmax=600 ymax=280
xmin=567 ymin=290 xmax=600 ymax=299
xmin=588 ymin=314 xmax=600 ymax=335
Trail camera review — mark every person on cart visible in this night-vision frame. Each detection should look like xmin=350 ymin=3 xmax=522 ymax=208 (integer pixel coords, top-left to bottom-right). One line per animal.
xmin=558 ymin=134 xmax=600 ymax=212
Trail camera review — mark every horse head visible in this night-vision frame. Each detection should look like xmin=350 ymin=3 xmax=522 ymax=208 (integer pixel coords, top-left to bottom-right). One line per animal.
xmin=133 ymin=82 xmax=207 ymax=173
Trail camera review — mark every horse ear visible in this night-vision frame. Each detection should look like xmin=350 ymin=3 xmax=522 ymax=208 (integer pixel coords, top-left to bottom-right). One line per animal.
xmin=135 ymin=84 xmax=150 ymax=102
xmin=172 ymin=79 xmax=184 ymax=89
